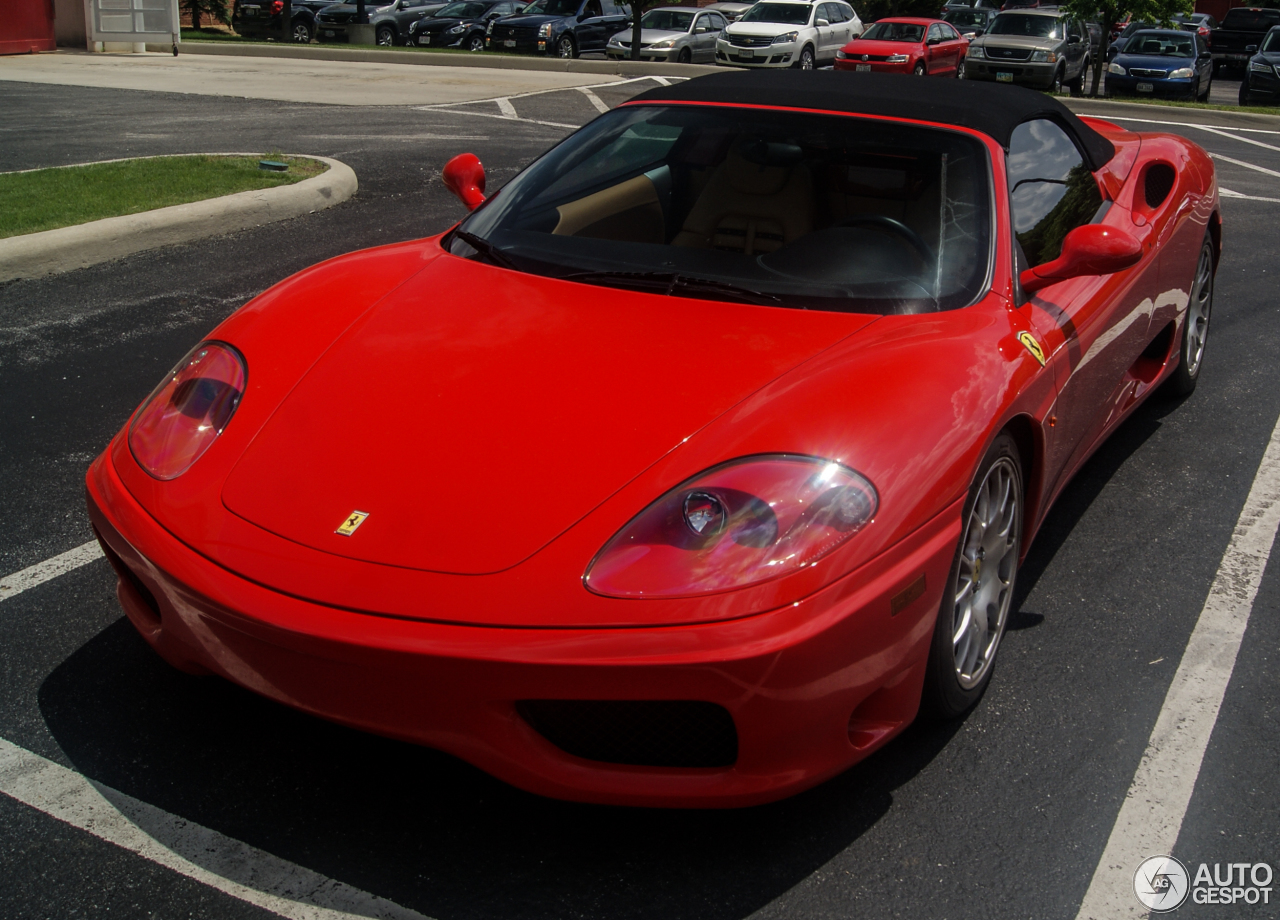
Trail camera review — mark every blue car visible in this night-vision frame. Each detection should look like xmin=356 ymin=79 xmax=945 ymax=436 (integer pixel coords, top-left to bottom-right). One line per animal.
xmin=1107 ymin=28 xmax=1212 ymax=101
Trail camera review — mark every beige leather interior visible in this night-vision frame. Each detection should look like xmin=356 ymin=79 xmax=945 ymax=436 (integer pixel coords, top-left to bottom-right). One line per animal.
xmin=671 ymin=145 xmax=814 ymax=255
xmin=552 ymin=173 xmax=664 ymax=243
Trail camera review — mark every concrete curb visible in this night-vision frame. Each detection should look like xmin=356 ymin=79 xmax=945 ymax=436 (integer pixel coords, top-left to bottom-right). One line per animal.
xmin=0 ymin=155 xmax=356 ymax=283
xmin=147 ymin=39 xmax=722 ymax=77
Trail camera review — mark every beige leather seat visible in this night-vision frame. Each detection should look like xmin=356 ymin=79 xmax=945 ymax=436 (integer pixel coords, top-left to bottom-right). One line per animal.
xmin=672 ymin=141 xmax=814 ymax=255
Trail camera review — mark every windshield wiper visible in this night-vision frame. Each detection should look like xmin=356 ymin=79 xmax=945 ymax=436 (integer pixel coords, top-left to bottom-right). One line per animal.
xmin=451 ymin=230 xmax=520 ymax=270
xmin=561 ymin=270 xmax=783 ymax=306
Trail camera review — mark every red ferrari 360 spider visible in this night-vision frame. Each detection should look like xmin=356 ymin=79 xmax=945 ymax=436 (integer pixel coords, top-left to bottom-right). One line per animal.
xmin=87 ymin=72 xmax=1218 ymax=808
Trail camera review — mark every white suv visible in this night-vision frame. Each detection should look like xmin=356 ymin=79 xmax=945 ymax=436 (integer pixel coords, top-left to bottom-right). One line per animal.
xmin=716 ymin=0 xmax=861 ymax=69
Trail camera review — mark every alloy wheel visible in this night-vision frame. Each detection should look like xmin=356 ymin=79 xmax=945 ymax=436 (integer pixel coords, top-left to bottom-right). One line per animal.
xmin=1184 ymin=241 xmax=1214 ymax=377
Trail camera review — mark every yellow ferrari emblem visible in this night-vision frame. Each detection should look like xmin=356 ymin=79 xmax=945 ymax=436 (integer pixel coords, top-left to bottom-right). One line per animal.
xmin=335 ymin=510 xmax=370 ymax=536
xmin=1018 ymin=331 xmax=1046 ymax=367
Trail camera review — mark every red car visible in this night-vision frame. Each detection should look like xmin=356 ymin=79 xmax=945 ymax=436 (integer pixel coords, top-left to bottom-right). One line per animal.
xmin=88 ymin=72 xmax=1219 ymax=808
xmin=834 ymin=17 xmax=968 ymax=76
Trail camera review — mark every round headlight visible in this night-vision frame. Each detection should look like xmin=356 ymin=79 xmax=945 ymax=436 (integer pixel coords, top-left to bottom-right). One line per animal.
xmin=128 ymin=342 xmax=246 ymax=480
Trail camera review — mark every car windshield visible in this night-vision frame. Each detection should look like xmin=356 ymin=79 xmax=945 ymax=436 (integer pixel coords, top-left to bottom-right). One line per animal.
xmin=861 ymin=21 xmax=925 ymax=41
xmin=451 ymin=105 xmax=994 ymax=315
xmin=1222 ymin=8 xmax=1280 ymax=30
xmin=987 ymin=13 xmax=1061 ymax=38
xmin=738 ymin=2 xmax=811 ymax=25
xmin=945 ymin=10 xmax=987 ymax=27
xmin=641 ymin=8 xmax=693 ymax=29
xmin=435 ymin=1 xmax=486 ymax=15
xmin=520 ymin=0 xmax=579 ymax=14
xmin=1123 ymin=31 xmax=1193 ymax=56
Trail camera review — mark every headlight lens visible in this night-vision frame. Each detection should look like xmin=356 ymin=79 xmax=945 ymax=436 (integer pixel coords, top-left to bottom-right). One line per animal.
xmin=1251 ymin=59 xmax=1273 ymax=73
xmin=648 ymin=37 xmax=677 ymax=48
xmin=968 ymin=45 xmax=985 ymax=58
xmin=584 ymin=455 xmax=878 ymax=598
xmin=1167 ymin=66 xmax=1194 ymax=79
xmin=538 ymin=21 xmax=552 ymax=36
xmin=1108 ymin=61 xmax=1126 ymax=74
xmin=129 ymin=342 xmax=246 ymax=481
xmin=448 ymin=24 xmax=466 ymax=32
xmin=835 ymin=48 xmax=847 ymax=59
xmin=486 ymin=18 xmax=494 ymax=32
xmin=886 ymin=53 xmax=908 ymax=62
xmin=1030 ymin=49 xmax=1057 ymax=62
xmin=772 ymin=30 xmax=798 ymax=43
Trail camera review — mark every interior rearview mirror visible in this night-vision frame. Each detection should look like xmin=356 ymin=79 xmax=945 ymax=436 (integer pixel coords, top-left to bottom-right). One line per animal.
xmin=442 ymin=153 xmax=487 ymax=211
xmin=1020 ymin=224 xmax=1142 ymax=294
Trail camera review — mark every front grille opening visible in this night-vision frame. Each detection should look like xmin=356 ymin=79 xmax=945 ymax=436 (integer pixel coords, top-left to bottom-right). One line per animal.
xmin=1144 ymin=163 xmax=1176 ymax=209
xmin=95 ymin=531 xmax=161 ymax=623
xmin=517 ymin=700 xmax=738 ymax=768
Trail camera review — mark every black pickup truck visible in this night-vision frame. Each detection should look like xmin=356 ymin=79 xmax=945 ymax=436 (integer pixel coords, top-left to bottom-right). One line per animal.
xmin=1209 ymin=6 xmax=1280 ymax=72
xmin=232 ymin=0 xmax=333 ymax=42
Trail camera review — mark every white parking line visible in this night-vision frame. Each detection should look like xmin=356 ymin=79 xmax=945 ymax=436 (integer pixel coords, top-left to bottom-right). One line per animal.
xmin=576 ymin=86 xmax=611 ymax=114
xmin=1099 ymin=115 xmax=1280 ymax=136
xmin=1220 ymin=188 xmax=1280 ymax=203
xmin=424 ymin=108 xmax=580 ymax=130
xmin=1192 ymin=124 xmax=1280 ymax=154
xmin=495 ymin=96 xmax=518 ymax=118
xmin=1074 ymin=410 xmax=1280 ymax=918
xmin=0 ymin=737 xmax=430 ymax=920
xmin=0 ymin=541 xmax=103 ymax=603
xmin=1212 ymin=151 xmax=1280 ymax=179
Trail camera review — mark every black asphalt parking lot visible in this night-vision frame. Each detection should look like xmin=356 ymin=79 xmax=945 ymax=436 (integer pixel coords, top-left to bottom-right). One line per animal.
xmin=1 ymin=74 xmax=1278 ymax=920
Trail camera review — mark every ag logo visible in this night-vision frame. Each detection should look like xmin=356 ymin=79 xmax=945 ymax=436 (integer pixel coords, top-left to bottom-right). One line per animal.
xmin=1134 ymin=855 xmax=1190 ymax=912
xmin=335 ymin=510 xmax=370 ymax=536
xmin=1018 ymin=331 xmax=1046 ymax=366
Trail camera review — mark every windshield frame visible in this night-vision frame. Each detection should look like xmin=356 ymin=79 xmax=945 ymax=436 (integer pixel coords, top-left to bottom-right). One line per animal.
xmin=986 ymin=12 xmax=1062 ymax=39
xmin=448 ymin=102 xmax=999 ymax=316
xmin=1120 ymin=30 xmax=1195 ymax=56
xmin=737 ymin=2 xmax=813 ymax=25
xmin=860 ymin=20 xmax=927 ymax=42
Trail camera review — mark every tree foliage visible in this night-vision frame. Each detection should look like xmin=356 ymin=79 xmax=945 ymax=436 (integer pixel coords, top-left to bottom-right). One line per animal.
xmin=184 ymin=0 xmax=230 ymax=30
xmin=1058 ymin=0 xmax=1192 ymax=96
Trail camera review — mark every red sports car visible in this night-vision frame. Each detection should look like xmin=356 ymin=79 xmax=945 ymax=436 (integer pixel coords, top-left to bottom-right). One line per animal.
xmin=87 ymin=72 xmax=1219 ymax=808
xmin=834 ymin=17 xmax=968 ymax=76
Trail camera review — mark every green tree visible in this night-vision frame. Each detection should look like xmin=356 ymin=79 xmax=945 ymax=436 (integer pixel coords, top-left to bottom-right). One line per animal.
xmin=1059 ymin=0 xmax=1192 ymax=96
xmin=185 ymin=0 xmax=230 ymax=30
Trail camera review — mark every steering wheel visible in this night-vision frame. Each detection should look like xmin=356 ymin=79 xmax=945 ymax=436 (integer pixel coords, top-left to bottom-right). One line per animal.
xmin=835 ymin=215 xmax=934 ymax=264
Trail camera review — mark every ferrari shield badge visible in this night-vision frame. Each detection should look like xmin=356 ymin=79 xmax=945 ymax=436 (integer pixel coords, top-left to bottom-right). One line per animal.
xmin=335 ymin=510 xmax=370 ymax=536
xmin=1018 ymin=331 xmax=1046 ymax=367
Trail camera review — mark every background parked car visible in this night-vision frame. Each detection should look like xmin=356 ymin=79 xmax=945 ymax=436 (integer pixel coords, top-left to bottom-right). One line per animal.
xmin=487 ymin=0 xmax=631 ymax=58
xmin=1106 ymin=28 xmax=1212 ymax=100
xmin=232 ymin=0 xmax=331 ymax=42
xmin=1209 ymin=6 xmax=1280 ymax=74
xmin=1173 ymin=11 xmax=1217 ymax=40
xmin=943 ymin=7 xmax=996 ymax=39
xmin=316 ymin=0 xmax=446 ymax=43
xmin=1239 ymin=24 xmax=1280 ymax=104
xmin=964 ymin=9 xmax=1090 ymax=93
xmin=410 ymin=0 xmax=522 ymax=48
xmin=699 ymin=0 xmax=753 ymax=21
xmin=716 ymin=0 xmax=861 ymax=70
xmin=605 ymin=7 xmax=728 ymax=62
xmin=834 ymin=18 xmax=967 ymax=76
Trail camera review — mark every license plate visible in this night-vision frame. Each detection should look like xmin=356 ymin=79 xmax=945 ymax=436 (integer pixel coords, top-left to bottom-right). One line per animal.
xmin=996 ymin=71 xmax=1013 ymax=82
xmin=324 ymin=29 xmax=334 ymax=35
xmin=855 ymin=63 xmax=870 ymax=71
xmin=1137 ymin=82 xmax=1153 ymax=92
xmin=504 ymin=38 xmax=515 ymax=46
xmin=740 ymin=48 xmax=753 ymax=58
xmin=243 ymin=6 xmax=257 ymax=15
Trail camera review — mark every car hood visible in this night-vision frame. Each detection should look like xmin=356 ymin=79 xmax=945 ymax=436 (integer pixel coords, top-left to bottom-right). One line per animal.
xmin=220 ymin=252 xmax=873 ymax=575
xmin=494 ymin=13 xmax=564 ymax=25
xmin=1114 ymin=52 xmax=1196 ymax=69
xmin=976 ymin=33 xmax=1058 ymax=49
xmin=727 ymin=21 xmax=810 ymax=37
xmin=616 ymin=27 xmax=688 ymax=41
xmin=842 ymin=38 xmax=921 ymax=53
xmin=416 ymin=15 xmax=470 ymax=28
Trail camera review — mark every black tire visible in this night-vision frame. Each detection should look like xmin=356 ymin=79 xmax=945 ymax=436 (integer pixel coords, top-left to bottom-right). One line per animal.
xmin=1068 ymin=57 xmax=1087 ymax=95
xmin=921 ymin=432 xmax=1023 ymax=719
xmin=1240 ymin=82 xmax=1252 ymax=106
xmin=956 ymin=57 xmax=966 ymax=79
xmin=797 ymin=44 xmax=815 ymax=69
xmin=556 ymin=34 xmax=577 ymax=58
xmin=291 ymin=20 xmax=313 ymax=42
xmin=1199 ymin=75 xmax=1211 ymax=101
xmin=1168 ymin=235 xmax=1215 ymax=397
xmin=467 ymin=32 xmax=485 ymax=51
xmin=913 ymin=60 xmax=926 ymax=75
xmin=1049 ymin=65 xmax=1063 ymax=94
xmin=376 ymin=25 xmax=395 ymax=45
xmin=677 ymin=46 xmax=691 ymax=63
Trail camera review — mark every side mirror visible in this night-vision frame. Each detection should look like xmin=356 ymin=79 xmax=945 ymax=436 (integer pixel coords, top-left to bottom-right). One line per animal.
xmin=442 ymin=153 xmax=486 ymax=211
xmin=927 ymin=34 xmax=940 ymax=43
xmin=1020 ymin=224 xmax=1142 ymax=294
xmin=816 ymin=17 xmax=829 ymax=26
xmin=1246 ymin=43 xmax=1258 ymax=53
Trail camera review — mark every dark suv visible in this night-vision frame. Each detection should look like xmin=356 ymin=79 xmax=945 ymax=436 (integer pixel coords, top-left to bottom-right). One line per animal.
xmin=487 ymin=0 xmax=631 ymax=58
xmin=232 ymin=0 xmax=332 ymax=42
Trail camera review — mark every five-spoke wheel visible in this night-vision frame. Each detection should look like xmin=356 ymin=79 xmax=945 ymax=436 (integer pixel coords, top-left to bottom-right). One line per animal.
xmin=1169 ymin=235 xmax=1215 ymax=395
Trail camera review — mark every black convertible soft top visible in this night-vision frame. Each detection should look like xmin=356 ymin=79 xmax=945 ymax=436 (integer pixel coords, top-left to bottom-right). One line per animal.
xmin=627 ymin=70 xmax=1117 ymax=170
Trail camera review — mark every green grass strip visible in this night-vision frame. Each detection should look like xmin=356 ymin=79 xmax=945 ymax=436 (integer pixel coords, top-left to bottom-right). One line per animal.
xmin=0 ymin=154 xmax=325 ymax=240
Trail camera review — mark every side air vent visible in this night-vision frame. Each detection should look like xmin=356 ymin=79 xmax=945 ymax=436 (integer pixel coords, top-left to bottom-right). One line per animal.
xmin=517 ymin=699 xmax=738 ymax=768
xmin=1144 ymin=163 xmax=1176 ymax=209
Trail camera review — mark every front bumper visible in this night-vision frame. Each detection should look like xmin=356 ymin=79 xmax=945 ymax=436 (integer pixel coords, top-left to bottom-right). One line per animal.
xmin=965 ymin=58 xmax=1057 ymax=87
xmin=1244 ymin=65 xmax=1280 ymax=98
xmin=833 ymin=57 xmax=911 ymax=73
xmin=1106 ymin=74 xmax=1196 ymax=98
xmin=86 ymin=445 xmax=959 ymax=808
xmin=716 ymin=41 xmax=795 ymax=66
xmin=606 ymin=42 xmax=680 ymax=61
